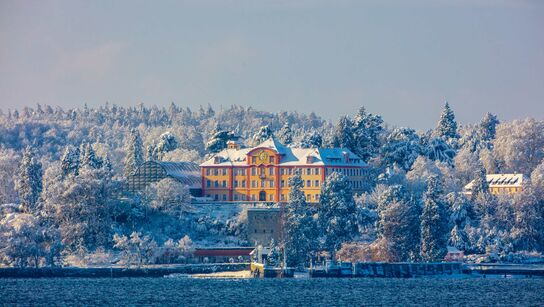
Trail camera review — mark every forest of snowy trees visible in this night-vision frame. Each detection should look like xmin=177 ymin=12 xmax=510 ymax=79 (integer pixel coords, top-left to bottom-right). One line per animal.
xmin=0 ymin=102 xmax=543 ymax=268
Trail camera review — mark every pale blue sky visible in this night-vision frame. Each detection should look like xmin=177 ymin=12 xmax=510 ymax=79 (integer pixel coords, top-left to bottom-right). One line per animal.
xmin=1 ymin=0 xmax=542 ymax=129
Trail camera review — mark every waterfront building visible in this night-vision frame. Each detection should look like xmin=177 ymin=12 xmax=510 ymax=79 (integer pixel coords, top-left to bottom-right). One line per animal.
xmin=126 ymin=160 xmax=201 ymax=195
xmin=464 ymin=173 xmax=526 ymax=196
xmin=247 ymin=207 xmax=282 ymax=246
xmin=200 ymin=137 xmax=369 ymax=203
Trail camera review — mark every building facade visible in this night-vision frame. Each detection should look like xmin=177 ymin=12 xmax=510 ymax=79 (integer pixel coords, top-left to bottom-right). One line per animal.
xmin=200 ymin=137 xmax=369 ymax=203
xmin=464 ymin=173 xmax=526 ymax=196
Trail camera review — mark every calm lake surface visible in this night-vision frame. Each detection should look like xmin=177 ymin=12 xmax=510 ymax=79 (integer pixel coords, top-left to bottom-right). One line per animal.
xmin=1 ymin=277 xmax=543 ymax=306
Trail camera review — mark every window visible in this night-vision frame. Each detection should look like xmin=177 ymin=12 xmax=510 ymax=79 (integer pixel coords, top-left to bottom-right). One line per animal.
xmin=234 ymin=194 xmax=238 ymax=201
xmin=242 ymin=194 xmax=246 ymax=201
xmin=251 ymin=195 xmax=256 ymax=201
xmin=222 ymin=194 xmax=227 ymax=201
xmin=214 ymin=194 xmax=218 ymax=200
xmin=316 ymin=194 xmax=320 ymax=201
xmin=280 ymin=180 xmax=285 ymax=188
xmin=206 ymin=169 xmax=210 ymax=176
xmin=251 ymin=168 xmax=256 ymax=176
xmin=214 ymin=180 xmax=219 ymax=188
xmin=252 ymin=157 xmax=257 ymax=164
xmin=280 ymin=169 xmax=285 ymax=175
xmin=281 ymin=194 xmax=285 ymax=201
xmin=260 ymin=180 xmax=265 ymax=188
xmin=206 ymin=180 xmax=211 ymax=188
xmin=234 ymin=181 xmax=238 ymax=188
xmin=270 ymin=180 xmax=275 ymax=188
xmin=315 ymin=168 xmax=320 ymax=175
xmin=269 ymin=167 xmax=275 ymax=175
xmin=222 ymin=168 xmax=227 ymax=175
xmin=307 ymin=168 xmax=311 ymax=175
xmin=306 ymin=194 xmax=310 ymax=201
xmin=251 ymin=180 xmax=256 ymax=188
xmin=307 ymin=180 xmax=311 ymax=187
xmin=241 ymin=169 xmax=246 ymax=176
xmin=222 ymin=180 xmax=227 ymax=188
xmin=315 ymin=180 xmax=320 ymax=187
xmin=213 ymin=169 xmax=218 ymax=176
xmin=269 ymin=194 xmax=274 ymax=201
xmin=242 ymin=180 xmax=246 ymax=188
xmin=270 ymin=156 xmax=275 ymax=163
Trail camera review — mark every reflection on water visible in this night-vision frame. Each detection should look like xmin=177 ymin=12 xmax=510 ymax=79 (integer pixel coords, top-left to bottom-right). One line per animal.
xmin=1 ymin=277 xmax=543 ymax=306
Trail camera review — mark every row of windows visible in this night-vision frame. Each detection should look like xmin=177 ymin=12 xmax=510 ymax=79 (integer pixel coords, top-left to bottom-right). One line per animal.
xmin=206 ymin=178 xmax=323 ymax=189
xmin=251 ymin=156 xmax=276 ymax=164
xmin=205 ymin=193 xmax=321 ymax=202
xmin=205 ymin=166 xmax=365 ymax=178
xmin=325 ymin=167 xmax=366 ymax=177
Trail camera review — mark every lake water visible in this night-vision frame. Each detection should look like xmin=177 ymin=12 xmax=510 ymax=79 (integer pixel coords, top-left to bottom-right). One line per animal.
xmin=1 ymin=277 xmax=543 ymax=306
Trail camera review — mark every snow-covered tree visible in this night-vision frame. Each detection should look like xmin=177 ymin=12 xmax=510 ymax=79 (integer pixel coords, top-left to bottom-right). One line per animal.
xmin=266 ymin=239 xmax=282 ymax=267
xmin=60 ymin=145 xmax=80 ymax=176
xmin=380 ymin=127 xmax=422 ymax=171
xmin=405 ymin=156 xmax=442 ymax=195
xmin=318 ymin=172 xmax=359 ymax=256
xmin=205 ymin=125 xmax=237 ymax=153
xmin=0 ymin=149 xmax=20 ymax=204
xmin=15 ymin=147 xmax=43 ymax=213
xmin=284 ymin=172 xmax=316 ymax=267
xmin=298 ymin=130 xmax=323 ymax=148
xmin=509 ymin=191 xmax=544 ymax=252
xmin=352 ymin=107 xmax=384 ymax=161
xmin=252 ymin=125 xmax=273 ymax=146
xmin=143 ymin=178 xmax=192 ymax=217
xmin=113 ymin=232 xmax=157 ymax=267
xmin=331 ymin=116 xmax=355 ymax=151
xmin=155 ymin=132 xmax=178 ymax=160
xmin=124 ymin=128 xmax=144 ymax=177
xmin=80 ymin=143 xmax=102 ymax=169
xmin=492 ymin=118 xmax=544 ymax=175
xmin=377 ymin=196 xmax=420 ymax=262
xmin=420 ymin=175 xmax=448 ymax=261
xmin=276 ymin=123 xmax=293 ymax=145
xmin=434 ymin=101 xmax=458 ymax=140
xmin=425 ymin=137 xmax=456 ymax=165
xmin=478 ymin=113 xmax=499 ymax=144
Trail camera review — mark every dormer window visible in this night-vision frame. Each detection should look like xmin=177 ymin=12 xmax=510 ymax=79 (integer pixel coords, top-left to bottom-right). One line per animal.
xmin=306 ymin=156 xmax=314 ymax=164
xmin=214 ymin=156 xmax=222 ymax=164
xmin=270 ymin=156 xmax=275 ymax=164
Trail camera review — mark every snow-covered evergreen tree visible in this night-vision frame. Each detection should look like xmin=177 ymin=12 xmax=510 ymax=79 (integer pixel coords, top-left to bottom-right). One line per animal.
xmin=15 ymin=147 xmax=43 ymax=213
xmin=124 ymin=128 xmax=144 ymax=177
xmin=252 ymin=125 xmax=273 ymax=146
xmin=331 ymin=116 xmax=355 ymax=151
xmin=318 ymin=172 xmax=359 ymax=256
xmin=80 ymin=143 xmax=102 ymax=169
xmin=60 ymin=145 xmax=80 ymax=176
xmin=276 ymin=123 xmax=293 ymax=145
xmin=155 ymin=132 xmax=178 ymax=160
xmin=478 ymin=113 xmax=499 ymax=144
xmin=205 ymin=125 xmax=237 ymax=153
xmin=420 ymin=175 xmax=448 ymax=261
xmin=434 ymin=102 xmax=459 ymax=140
xmin=352 ymin=107 xmax=384 ymax=161
xmin=284 ymin=172 xmax=316 ymax=267
xmin=266 ymin=239 xmax=282 ymax=267
xmin=380 ymin=127 xmax=422 ymax=171
xmin=299 ymin=130 xmax=323 ymax=148
xmin=425 ymin=137 xmax=456 ymax=165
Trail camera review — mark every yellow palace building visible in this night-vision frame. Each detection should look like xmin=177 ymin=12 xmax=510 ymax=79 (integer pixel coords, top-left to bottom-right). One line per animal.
xmin=200 ymin=137 xmax=369 ymax=203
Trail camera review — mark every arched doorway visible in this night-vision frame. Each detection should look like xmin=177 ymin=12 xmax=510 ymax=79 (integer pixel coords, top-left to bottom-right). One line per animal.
xmin=259 ymin=191 xmax=266 ymax=201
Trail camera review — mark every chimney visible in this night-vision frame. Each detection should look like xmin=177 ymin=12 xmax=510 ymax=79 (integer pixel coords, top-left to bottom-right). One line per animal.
xmin=342 ymin=151 xmax=350 ymax=163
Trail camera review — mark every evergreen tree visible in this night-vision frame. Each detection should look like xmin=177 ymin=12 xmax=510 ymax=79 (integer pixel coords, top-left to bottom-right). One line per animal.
xmin=60 ymin=145 xmax=80 ymax=176
xmin=15 ymin=147 xmax=43 ymax=213
xmin=124 ymin=128 xmax=144 ymax=177
xmin=276 ymin=123 xmax=293 ymax=145
xmin=266 ymin=239 xmax=282 ymax=267
xmin=420 ymin=175 xmax=448 ymax=261
xmin=80 ymin=143 xmax=102 ymax=169
xmin=434 ymin=102 xmax=458 ymax=140
xmin=155 ymin=132 xmax=178 ymax=160
xmin=352 ymin=107 xmax=384 ymax=161
xmin=377 ymin=185 xmax=421 ymax=261
xmin=478 ymin=113 xmax=499 ymax=143
xmin=331 ymin=116 xmax=355 ymax=151
xmin=284 ymin=172 xmax=315 ymax=267
xmin=318 ymin=172 xmax=359 ymax=256
xmin=205 ymin=125 xmax=237 ymax=153
xmin=252 ymin=125 xmax=273 ymax=145
xmin=380 ymin=127 xmax=422 ymax=171
xmin=299 ymin=130 xmax=323 ymax=148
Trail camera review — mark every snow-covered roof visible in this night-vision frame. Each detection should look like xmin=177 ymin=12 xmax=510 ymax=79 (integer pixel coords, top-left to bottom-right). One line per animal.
xmin=200 ymin=137 xmax=367 ymax=167
xmin=464 ymin=173 xmax=525 ymax=191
